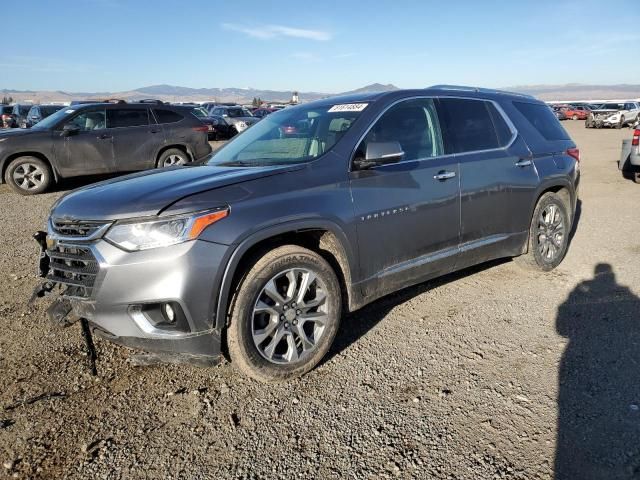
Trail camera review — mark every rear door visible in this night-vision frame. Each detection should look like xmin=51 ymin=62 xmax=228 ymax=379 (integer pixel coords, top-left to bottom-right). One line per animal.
xmin=438 ymin=97 xmax=539 ymax=266
xmin=350 ymin=97 xmax=460 ymax=296
xmin=107 ymin=107 xmax=160 ymax=171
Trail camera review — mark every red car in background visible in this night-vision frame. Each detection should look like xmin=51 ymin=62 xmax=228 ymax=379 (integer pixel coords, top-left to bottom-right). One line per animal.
xmin=563 ymin=105 xmax=591 ymax=120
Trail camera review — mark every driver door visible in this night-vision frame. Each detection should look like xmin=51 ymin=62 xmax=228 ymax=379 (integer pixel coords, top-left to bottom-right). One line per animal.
xmin=349 ymin=98 xmax=460 ymax=298
xmin=54 ymin=108 xmax=115 ymax=176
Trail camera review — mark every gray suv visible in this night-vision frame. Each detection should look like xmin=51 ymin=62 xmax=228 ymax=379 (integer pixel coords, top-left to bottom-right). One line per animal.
xmin=0 ymin=103 xmax=212 ymax=194
xmin=33 ymin=86 xmax=580 ymax=382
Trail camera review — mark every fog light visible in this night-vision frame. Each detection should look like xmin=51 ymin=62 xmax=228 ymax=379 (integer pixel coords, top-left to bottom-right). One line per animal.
xmin=163 ymin=303 xmax=176 ymax=323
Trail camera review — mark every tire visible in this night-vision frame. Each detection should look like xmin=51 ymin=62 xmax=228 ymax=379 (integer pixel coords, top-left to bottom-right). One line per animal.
xmin=157 ymin=148 xmax=189 ymax=168
xmin=227 ymin=245 xmax=342 ymax=383
xmin=517 ymin=192 xmax=571 ymax=271
xmin=4 ymin=156 xmax=53 ymax=195
xmin=617 ymin=116 xmax=625 ymax=129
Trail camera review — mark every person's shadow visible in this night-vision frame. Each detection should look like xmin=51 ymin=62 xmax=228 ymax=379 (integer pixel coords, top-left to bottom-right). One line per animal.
xmin=555 ymin=263 xmax=640 ymax=479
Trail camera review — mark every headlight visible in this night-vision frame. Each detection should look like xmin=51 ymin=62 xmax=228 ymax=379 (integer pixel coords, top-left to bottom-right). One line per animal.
xmin=104 ymin=208 xmax=228 ymax=251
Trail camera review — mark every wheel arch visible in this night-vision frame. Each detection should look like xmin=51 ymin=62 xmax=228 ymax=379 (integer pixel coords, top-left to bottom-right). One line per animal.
xmin=0 ymin=151 xmax=58 ymax=184
xmin=521 ymin=181 xmax=575 ymax=254
xmin=214 ymin=220 xmax=358 ymax=332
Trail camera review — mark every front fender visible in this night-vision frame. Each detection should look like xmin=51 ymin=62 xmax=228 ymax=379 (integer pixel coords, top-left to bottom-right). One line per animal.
xmin=213 ymin=218 xmax=358 ymax=331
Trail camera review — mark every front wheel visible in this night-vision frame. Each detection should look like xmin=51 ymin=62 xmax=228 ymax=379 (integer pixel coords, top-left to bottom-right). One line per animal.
xmin=517 ymin=192 xmax=570 ymax=271
xmin=5 ymin=156 xmax=53 ymax=195
xmin=227 ymin=245 xmax=342 ymax=382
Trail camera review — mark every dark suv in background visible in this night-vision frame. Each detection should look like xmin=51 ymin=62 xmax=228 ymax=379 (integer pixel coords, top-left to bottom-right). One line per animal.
xmin=21 ymin=105 xmax=65 ymax=128
xmin=34 ymin=86 xmax=579 ymax=382
xmin=0 ymin=102 xmax=211 ymax=194
xmin=6 ymin=104 xmax=33 ymax=128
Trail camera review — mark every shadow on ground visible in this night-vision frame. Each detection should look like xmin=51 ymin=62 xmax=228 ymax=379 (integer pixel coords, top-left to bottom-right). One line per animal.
xmin=555 ymin=263 xmax=640 ymax=479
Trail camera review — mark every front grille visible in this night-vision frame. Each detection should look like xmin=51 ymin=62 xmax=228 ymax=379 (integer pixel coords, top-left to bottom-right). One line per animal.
xmin=46 ymin=244 xmax=99 ymax=298
xmin=51 ymin=220 xmax=110 ymax=238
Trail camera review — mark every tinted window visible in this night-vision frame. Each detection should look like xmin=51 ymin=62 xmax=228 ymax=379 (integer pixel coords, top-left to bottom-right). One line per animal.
xmin=438 ymin=98 xmax=501 ymax=154
xmin=41 ymin=106 xmax=62 ymax=116
xmin=154 ymin=109 xmax=184 ymax=124
xmin=356 ymin=98 xmax=444 ymax=162
xmin=513 ymin=102 xmax=570 ymax=141
xmin=107 ymin=108 xmax=148 ymax=128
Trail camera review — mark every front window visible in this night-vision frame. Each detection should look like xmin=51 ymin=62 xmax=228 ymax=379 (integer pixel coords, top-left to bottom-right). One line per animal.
xmin=65 ymin=109 xmax=107 ymax=131
xmin=209 ymin=102 xmax=366 ymax=167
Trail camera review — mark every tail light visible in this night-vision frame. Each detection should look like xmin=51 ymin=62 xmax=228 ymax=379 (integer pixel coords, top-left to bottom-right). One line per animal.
xmin=192 ymin=125 xmax=209 ymax=133
xmin=633 ymin=129 xmax=640 ymax=147
xmin=566 ymin=147 xmax=580 ymax=163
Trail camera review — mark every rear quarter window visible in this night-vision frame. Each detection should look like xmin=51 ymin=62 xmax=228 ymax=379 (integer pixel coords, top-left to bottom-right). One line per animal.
xmin=513 ymin=102 xmax=570 ymax=141
xmin=153 ymin=109 xmax=184 ymax=124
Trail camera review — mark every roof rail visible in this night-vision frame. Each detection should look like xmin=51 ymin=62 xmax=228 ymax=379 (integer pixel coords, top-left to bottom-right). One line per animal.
xmin=428 ymin=84 xmax=535 ymax=99
xmin=136 ymin=99 xmax=164 ymax=104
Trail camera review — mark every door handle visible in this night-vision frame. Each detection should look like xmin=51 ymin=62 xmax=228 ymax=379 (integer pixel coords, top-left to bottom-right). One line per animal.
xmin=97 ymin=133 xmax=112 ymax=140
xmin=515 ymin=159 xmax=532 ymax=167
xmin=433 ymin=171 xmax=456 ymax=181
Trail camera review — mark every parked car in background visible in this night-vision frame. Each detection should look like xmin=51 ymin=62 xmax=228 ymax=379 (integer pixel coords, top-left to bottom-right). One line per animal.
xmin=5 ymin=104 xmax=33 ymax=128
xmin=0 ymin=106 xmax=13 ymax=128
xmin=252 ymin=107 xmax=277 ymax=119
xmin=32 ymin=87 xmax=579 ymax=382
xmin=0 ymin=102 xmax=211 ymax=194
xmin=551 ymin=106 xmax=567 ymax=121
xmin=191 ymin=106 xmax=232 ymax=140
xmin=563 ymin=105 xmax=591 ymax=120
xmin=586 ymin=102 xmax=640 ymax=128
xmin=209 ymin=106 xmax=259 ymax=135
xmin=21 ymin=105 xmax=65 ymax=128
xmin=201 ymin=102 xmax=236 ymax=111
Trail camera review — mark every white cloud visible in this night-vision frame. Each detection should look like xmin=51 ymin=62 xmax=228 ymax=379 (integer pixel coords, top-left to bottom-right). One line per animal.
xmin=333 ymin=53 xmax=355 ymax=59
xmin=222 ymin=23 xmax=331 ymax=41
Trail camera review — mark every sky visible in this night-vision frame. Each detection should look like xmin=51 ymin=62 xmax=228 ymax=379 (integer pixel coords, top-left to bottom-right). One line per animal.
xmin=2 ymin=0 xmax=639 ymax=93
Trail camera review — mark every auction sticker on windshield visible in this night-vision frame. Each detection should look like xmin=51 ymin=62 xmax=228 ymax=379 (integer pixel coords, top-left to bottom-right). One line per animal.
xmin=328 ymin=103 xmax=368 ymax=113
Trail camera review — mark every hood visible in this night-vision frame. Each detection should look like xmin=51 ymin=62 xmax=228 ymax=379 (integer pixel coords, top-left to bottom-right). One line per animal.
xmin=0 ymin=128 xmax=39 ymax=139
xmin=50 ymin=164 xmax=299 ymax=221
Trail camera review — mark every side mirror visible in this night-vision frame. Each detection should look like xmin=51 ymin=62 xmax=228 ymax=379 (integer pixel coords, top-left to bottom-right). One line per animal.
xmin=61 ymin=124 xmax=80 ymax=137
xmin=354 ymin=141 xmax=405 ymax=170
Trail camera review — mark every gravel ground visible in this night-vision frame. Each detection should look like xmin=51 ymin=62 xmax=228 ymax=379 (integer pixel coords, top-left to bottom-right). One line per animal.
xmin=1 ymin=123 xmax=639 ymax=479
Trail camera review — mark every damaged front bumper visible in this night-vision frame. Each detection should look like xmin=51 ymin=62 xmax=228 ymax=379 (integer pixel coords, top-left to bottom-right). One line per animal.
xmin=31 ymin=229 xmax=228 ymax=366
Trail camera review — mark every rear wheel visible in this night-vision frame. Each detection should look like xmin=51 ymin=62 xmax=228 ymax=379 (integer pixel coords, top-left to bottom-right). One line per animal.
xmin=157 ymin=148 xmax=189 ymax=168
xmin=227 ymin=245 xmax=342 ymax=382
xmin=517 ymin=192 xmax=570 ymax=271
xmin=4 ymin=156 xmax=52 ymax=195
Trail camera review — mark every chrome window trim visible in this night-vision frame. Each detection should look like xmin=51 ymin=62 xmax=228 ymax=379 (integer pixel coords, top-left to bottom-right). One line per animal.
xmin=349 ymin=95 xmax=518 ymax=172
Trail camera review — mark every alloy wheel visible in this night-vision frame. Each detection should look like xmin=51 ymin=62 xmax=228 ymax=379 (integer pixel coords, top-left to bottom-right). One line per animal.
xmin=12 ymin=163 xmax=45 ymax=191
xmin=163 ymin=154 xmax=187 ymax=167
xmin=251 ymin=268 xmax=330 ymax=364
xmin=536 ymin=203 xmax=565 ymax=262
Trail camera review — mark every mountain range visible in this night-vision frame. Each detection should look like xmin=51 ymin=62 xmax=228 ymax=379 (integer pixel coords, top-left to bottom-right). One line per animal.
xmin=2 ymin=83 xmax=639 ymax=104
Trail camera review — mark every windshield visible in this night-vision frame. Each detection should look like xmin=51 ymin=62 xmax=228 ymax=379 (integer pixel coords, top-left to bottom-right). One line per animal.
xmin=208 ymin=102 xmax=367 ymax=167
xmin=30 ymin=107 xmax=75 ymax=130
xmin=41 ymin=106 xmax=63 ymax=116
